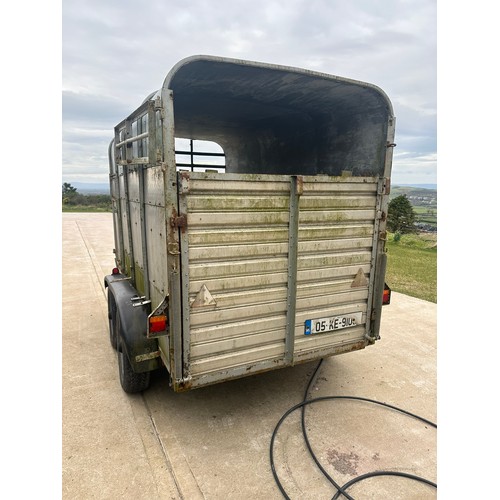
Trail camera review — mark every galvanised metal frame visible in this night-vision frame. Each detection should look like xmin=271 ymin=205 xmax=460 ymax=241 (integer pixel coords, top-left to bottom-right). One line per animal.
xmin=178 ymin=172 xmax=191 ymax=381
xmin=160 ymin=89 xmax=187 ymax=387
xmin=284 ymin=175 xmax=302 ymax=364
xmin=365 ymin=116 xmax=396 ymax=343
xmin=112 ymin=99 xmax=162 ymax=297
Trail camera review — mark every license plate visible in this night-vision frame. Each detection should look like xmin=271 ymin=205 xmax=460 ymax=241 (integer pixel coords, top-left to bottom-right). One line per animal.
xmin=304 ymin=312 xmax=363 ymax=335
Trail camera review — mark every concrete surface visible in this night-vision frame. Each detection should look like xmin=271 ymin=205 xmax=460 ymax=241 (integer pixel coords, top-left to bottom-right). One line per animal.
xmin=62 ymin=212 xmax=436 ymax=499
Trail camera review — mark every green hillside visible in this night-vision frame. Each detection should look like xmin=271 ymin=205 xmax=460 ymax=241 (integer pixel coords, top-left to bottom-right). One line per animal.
xmin=391 ymin=185 xmax=437 ymax=231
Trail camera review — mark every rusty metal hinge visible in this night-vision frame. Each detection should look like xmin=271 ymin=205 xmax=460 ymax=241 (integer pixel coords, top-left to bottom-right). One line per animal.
xmin=376 ymin=210 xmax=387 ymax=222
xmin=170 ymin=214 xmax=187 ymax=228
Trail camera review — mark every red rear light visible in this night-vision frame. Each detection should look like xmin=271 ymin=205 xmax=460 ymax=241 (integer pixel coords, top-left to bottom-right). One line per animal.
xmin=149 ymin=314 xmax=167 ymax=333
xmin=112 ymin=267 xmax=120 ymax=275
xmin=383 ymin=283 xmax=391 ymax=305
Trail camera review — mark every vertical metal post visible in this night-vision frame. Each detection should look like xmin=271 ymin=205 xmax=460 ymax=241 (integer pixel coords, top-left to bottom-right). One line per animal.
xmin=113 ymin=131 xmax=126 ymax=270
xmin=178 ymin=173 xmax=191 ymax=377
xmin=161 ymin=88 xmax=184 ymax=385
xmin=138 ymin=165 xmax=150 ymax=299
xmin=285 ymin=175 xmax=302 ymax=364
xmin=366 ymin=115 xmax=396 ymax=341
xmin=190 ymin=139 xmax=194 ymax=171
xmin=109 ymin=138 xmax=125 ymax=270
xmin=123 ymin=119 xmax=136 ymax=283
xmin=147 ymin=101 xmax=157 ymax=166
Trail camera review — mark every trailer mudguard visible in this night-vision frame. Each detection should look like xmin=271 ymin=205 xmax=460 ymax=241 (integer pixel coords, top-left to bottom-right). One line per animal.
xmin=104 ymin=273 xmax=161 ymax=373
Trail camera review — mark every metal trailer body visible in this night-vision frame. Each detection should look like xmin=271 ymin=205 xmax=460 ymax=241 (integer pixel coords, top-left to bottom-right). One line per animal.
xmin=104 ymin=55 xmax=395 ymax=393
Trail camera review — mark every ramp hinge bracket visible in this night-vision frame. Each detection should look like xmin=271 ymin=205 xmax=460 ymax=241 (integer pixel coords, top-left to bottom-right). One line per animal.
xmin=170 ymin=214 xmax=187 ymax=228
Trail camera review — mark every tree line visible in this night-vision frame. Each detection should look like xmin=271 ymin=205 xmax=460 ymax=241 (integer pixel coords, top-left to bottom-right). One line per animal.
xmin=62 ymin=183 xmax=111 ymax=210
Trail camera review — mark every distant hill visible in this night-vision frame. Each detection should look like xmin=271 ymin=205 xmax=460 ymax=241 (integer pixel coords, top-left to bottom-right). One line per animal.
xmin=391 ymin=185 xmax=437 ymax=205
xmin=395 ymin=183 xmax=437 ymax=190
xmin=390 ymin=184 xmax=437 ymax=232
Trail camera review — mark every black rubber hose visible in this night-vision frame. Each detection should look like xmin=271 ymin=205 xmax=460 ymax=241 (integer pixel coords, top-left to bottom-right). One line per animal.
xmin=331 ymin=470 xmax=437 ymax=500
xmin=270 ymin=360 xmax=437 ymax=499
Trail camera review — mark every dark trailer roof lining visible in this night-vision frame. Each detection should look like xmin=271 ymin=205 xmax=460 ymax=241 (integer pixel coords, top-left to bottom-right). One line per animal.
xmin=162 ymin=55 xmax=393 ymax=177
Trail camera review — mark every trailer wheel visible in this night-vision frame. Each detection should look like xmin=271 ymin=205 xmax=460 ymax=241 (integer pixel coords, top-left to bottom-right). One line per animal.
xmin=107 ymin=290 xmax=118 ymax=350
xmin=118 ymin=338 xmax=151 ymax=393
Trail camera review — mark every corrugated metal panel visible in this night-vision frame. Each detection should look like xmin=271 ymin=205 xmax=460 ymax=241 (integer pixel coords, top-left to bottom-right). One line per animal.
xmin=183 ymin=172 xmax=291 ymax=377
xmin=144 ymin=165 xmax=168 ymax=307
xmin=293 ymin=176 xmax=378 ymax=362
xmin=182 ymin=173 xmax=381 ymax=385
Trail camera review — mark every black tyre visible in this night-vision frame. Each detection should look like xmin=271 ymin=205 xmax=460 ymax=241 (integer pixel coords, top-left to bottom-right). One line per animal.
xmin=107 ymin=290 xmax=118 ymax=350
xmin=118 ymin=338 xmax=151 ymax=393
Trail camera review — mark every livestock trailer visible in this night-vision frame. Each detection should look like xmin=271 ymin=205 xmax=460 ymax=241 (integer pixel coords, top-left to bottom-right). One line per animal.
xmin=105 ymin=55 xmax=395 ymax=393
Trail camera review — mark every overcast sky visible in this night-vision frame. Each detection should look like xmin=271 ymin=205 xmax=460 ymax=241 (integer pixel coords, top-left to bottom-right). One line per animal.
xmin=62 ymin=0 xmax=436 ymax=187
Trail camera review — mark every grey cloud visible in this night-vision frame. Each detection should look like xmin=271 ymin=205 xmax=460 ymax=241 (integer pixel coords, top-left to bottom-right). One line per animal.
xmin=62 ymin=91 xmax=126 ymax=124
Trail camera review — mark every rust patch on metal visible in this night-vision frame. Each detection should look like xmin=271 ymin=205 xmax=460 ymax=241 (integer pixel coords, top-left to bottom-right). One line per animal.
xmin=296 ymin=175 xmax=304 ymax=195
xmin=171 ymin=214 xmax=187 ymax=227
xmin=175 ymin=377 xmax=193 ymax=392
xmin=170 ymin=212 xmax=187 ymax=232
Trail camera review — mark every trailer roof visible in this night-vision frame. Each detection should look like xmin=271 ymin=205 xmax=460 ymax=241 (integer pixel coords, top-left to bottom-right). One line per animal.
xmin=158 ymin=55 xmax=394 ymax=176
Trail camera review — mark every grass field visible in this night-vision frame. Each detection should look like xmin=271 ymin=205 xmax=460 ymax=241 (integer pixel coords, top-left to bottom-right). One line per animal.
xmin=62 ymin=205 xmax=111 ymax=212
xmin=385 ymin=232 xmax=437 ymax=303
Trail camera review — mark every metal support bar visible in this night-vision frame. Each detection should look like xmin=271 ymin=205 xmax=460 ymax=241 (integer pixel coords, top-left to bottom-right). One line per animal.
xmin=170 ymin=267 xmax=183 ymax=382
xmin=138 ymin=164 xmax=150 ymax=299
xmin=117 ymin=157 xmax=149 ymax=166
xmin=366 ymin=253 xmax=387 ymax=343
xmin=178 ymin=172 xmax=191 ymax=377
xmin=285 ymin=175 xmax=301 ymax=364
xmin=148 ymin=101 xmax=158 ymax=166
xmin=122 ymin=118 xmax=136 ymax=283
xmin=366 ymin=176 xmax=387 ymax=338
xmin=115 ymin=131 xmax=149 ymax=148
xmin=160 ymin=89 xmax=184 ymax=385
